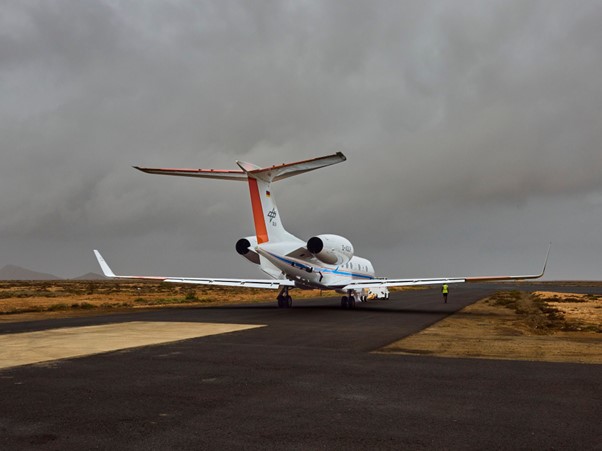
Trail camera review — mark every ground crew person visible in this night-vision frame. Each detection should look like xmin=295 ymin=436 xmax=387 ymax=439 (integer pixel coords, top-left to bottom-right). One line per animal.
xmin=442 ymin=284 xmax=449 ymax=303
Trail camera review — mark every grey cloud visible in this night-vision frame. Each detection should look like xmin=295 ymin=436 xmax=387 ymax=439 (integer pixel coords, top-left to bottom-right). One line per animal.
xmin=1 ymin=0 xmax=601 ymax=279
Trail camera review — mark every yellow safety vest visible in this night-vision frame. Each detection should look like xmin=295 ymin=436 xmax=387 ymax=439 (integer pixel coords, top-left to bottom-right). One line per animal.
xmin=442 ymin=284 xmax=449 ymax=294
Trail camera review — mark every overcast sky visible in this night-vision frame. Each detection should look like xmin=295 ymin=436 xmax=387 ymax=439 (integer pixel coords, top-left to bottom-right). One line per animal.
xmin=2 ymin=0 xmax=602 ymax=280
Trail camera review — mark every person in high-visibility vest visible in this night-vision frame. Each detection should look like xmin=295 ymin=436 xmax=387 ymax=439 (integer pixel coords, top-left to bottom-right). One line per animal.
xmin=442 ymin=284 xmax=449 ymax=303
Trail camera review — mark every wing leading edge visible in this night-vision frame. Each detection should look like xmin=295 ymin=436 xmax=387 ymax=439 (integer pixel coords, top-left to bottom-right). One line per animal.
xmin=93 ymin=250 xmax=294 ymax=289
xmin=342 ymin=244 xmax=551 ymax=291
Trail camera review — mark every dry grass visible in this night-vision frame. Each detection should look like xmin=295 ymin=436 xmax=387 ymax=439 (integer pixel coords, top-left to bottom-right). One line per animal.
xmin=0 ymin=280 xmax=425 ymax=323
xmin=0 ymin=280 xmax=344 ymax=317
xmin=531 ymin=291 xmax=602 ymax=332
xmin=380 ymin=290 xmax=602 ymax=364
xmin=0 ymin=281 xmax=424 ymax=322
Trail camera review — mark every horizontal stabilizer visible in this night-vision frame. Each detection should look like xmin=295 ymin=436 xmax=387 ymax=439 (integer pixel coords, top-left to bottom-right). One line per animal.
xmin=133 ymin=152 xmax=346 ymax=183
xmin=134 ymin=166 xmax=247 ymax=181
xmin=238 ymin=152 xmax=346 ymax=182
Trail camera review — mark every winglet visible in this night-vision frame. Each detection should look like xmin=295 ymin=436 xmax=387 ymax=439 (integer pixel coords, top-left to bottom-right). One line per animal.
xmin=94 ymin=250 xmax=116 ymax=278
xmin=539 ymin=242 xmax=552 ymax=278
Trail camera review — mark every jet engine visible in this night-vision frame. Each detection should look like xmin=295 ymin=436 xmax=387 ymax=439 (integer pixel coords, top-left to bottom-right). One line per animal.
xmin=306 ymin=234 xmax=354 ymax=265
xmin=235 ymin=236 xmax=260 ymax=265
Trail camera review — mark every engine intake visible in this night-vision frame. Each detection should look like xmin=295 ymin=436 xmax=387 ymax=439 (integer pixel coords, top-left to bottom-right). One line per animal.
xmin=307 ymin=234 xmax=354 ymax=265
xmin=236 ymin=237 xmax=260 ymax=264
xmin=307 ymin=237 xmax=324 ymax=254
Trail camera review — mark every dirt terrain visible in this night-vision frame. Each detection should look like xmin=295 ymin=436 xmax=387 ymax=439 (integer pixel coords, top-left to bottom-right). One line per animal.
xmin=0 ymin=280 xmax=343 ymax=322
xmin=0 ymin=281 xmax=423 ymax=322
xmin=381 ymin=290 xmax=602 ymax=364
xmin=3 ymin=281 xmax=601 ymax=364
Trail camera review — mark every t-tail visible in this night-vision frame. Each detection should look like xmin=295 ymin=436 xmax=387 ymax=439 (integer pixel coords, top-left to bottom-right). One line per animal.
xmin=134 ymin=152 xmax=346 ymax=244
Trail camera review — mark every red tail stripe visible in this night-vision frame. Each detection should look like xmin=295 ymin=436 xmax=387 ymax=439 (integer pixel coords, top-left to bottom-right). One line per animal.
xmin=248 ymin=178 xmax=269 ymax=244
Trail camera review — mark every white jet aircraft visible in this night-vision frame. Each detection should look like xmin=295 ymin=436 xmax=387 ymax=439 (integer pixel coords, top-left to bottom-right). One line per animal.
xmin=94 ymin=152 xmax=549 ymax=309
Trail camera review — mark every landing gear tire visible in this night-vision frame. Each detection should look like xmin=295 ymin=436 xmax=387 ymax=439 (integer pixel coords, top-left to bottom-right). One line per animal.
xmin=349 ymin=296 xmax=356 ymax=309
xmin=277 ymin=287 xmax=293 ymax=308
xmin=277 ymin=295 xmax=293 ymax=308
xmin=341 ymin=295 xmax=357 ymax=309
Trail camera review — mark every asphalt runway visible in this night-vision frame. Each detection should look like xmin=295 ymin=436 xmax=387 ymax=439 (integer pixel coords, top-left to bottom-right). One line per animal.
xmin=1 ymin=284 xmax=600 ymax=450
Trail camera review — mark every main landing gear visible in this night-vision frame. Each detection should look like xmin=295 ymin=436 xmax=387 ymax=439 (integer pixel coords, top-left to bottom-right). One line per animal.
xmin=341 ymin=291 xmax=357 ymax=309
xmin=277 ymin=286 xmax=293 ymax=308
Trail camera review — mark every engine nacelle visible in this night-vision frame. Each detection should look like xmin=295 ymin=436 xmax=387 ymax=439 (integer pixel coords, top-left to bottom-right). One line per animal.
xmin=235 ymin=236 xmax=260 ymax=265
xmin=307 ymin=234 xmax=354 ymax=265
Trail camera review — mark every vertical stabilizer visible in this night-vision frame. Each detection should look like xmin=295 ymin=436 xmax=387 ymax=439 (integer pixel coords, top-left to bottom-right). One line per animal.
xmin=235 ymin=152 xmax=346 ymax=244
xmin=246 ymin=175 xmax=292 ymax=244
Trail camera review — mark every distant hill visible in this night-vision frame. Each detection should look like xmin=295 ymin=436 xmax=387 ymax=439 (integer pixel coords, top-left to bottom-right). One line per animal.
xmin=72 ymin=272 xmax=107 ymax=280
xmin=0 ymin=264 xmax=61 ymax=280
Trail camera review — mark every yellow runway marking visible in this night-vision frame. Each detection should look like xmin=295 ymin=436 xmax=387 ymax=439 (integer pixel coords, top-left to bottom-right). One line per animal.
xmin=0 ymin=321 xmax=265 ymax=369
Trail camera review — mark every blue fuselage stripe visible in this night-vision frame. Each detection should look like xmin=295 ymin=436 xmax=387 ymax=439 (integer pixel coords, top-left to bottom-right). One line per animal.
xmin=266 ymin=251 xmax=375 ymax=280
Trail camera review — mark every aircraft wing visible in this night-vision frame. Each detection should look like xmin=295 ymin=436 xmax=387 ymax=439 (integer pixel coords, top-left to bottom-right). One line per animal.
xmin=342 ymin=277 xmax=468 ymax=290
xmin=93 ymin=250 xmax=294 ymax=289
xmin=342 ymin=244 xmax=551 ymax=291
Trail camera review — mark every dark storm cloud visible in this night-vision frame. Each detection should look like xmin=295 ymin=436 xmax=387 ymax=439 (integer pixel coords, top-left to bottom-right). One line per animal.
xmin=1 ymin=0 xmax=602 ymax=279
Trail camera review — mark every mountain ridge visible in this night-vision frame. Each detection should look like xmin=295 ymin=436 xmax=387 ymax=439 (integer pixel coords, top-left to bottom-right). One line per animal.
xmin=0 ymin=264 xmax=62 ymax=280
xmin=0 ymin=265 xmax=108 ymax=281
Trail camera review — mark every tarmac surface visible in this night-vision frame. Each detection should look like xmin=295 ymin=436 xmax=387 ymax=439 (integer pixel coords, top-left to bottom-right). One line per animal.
xmin=1 ymin=283 xmax=601 ymax=450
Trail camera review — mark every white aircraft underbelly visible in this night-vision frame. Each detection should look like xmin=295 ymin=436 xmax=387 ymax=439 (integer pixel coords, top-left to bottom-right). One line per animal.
xmin=256 ymin=247 xmax=369 ymax=289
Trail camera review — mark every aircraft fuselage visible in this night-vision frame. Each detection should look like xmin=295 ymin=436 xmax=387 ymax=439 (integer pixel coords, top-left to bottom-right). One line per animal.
xmin=256 ymin=243 xmax=375 ymax=291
